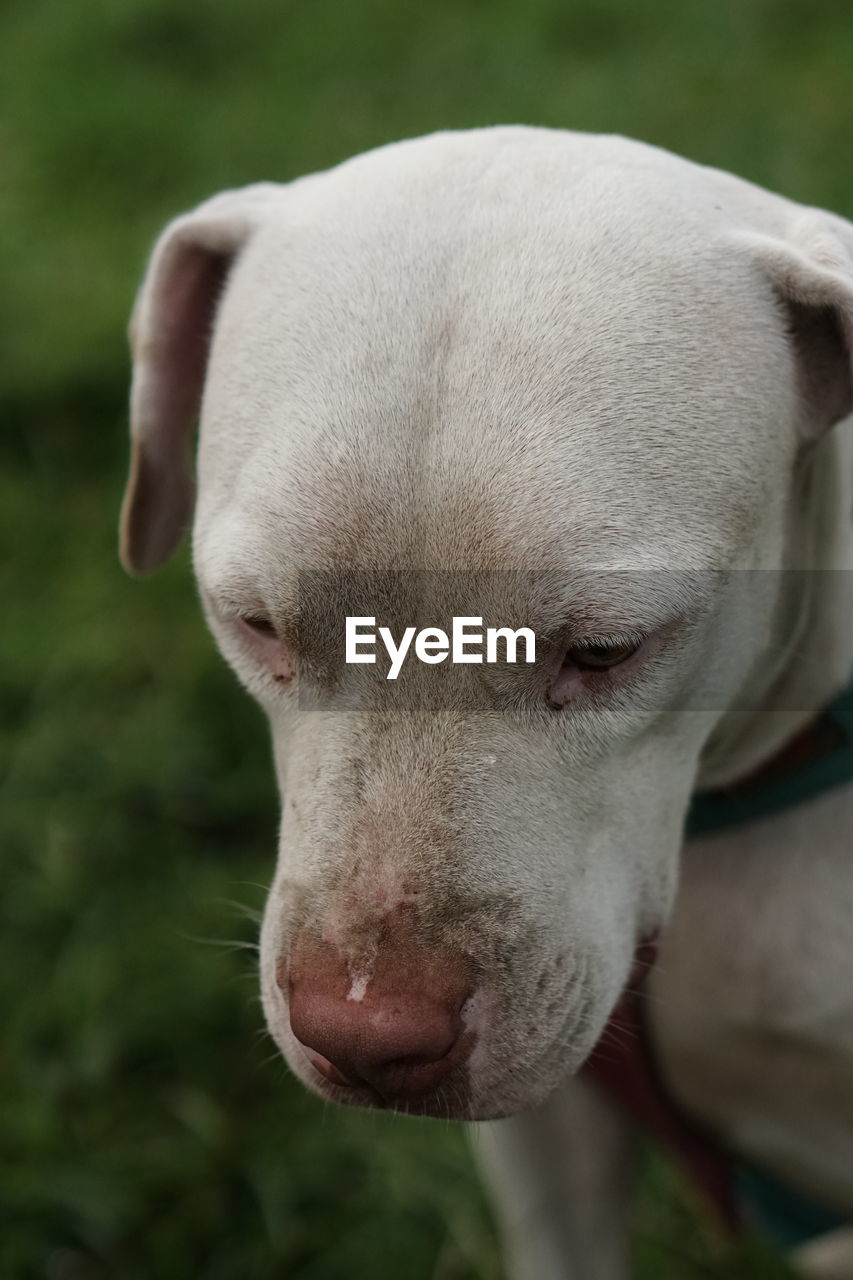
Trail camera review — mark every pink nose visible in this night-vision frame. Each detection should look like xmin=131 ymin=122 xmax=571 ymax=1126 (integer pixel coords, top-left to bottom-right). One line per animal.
xmin=283 ymin=919 xmax=474 ymax=1104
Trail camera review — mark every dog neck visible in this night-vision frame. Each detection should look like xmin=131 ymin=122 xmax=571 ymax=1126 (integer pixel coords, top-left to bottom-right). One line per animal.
xmin=698 ymin=418 xmax=853 ymax=789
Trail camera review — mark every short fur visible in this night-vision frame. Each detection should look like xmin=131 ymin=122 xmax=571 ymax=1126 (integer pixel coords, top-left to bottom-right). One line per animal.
xmin=121 ymin=128 xmax=853 ymax=1278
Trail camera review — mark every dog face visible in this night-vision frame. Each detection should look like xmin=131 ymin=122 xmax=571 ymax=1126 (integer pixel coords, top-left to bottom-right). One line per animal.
xmin=121 ymin=128 xmax=853 ymax=1118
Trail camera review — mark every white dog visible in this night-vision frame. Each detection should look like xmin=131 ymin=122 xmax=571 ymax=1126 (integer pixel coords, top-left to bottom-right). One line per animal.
xmin=120 ymin=128 xmax=853 ymax=1278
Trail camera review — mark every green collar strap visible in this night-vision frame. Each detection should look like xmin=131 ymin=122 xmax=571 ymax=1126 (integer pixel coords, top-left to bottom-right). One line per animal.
xmin=687 ymin=682 xmax=853 ymax=838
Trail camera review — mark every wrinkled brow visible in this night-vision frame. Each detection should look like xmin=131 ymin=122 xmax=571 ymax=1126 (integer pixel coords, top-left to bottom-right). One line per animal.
xmin=203 ymin=562 xmax=721 ymax=643
xmin=526 ymin=568 xmax=721 ymax=643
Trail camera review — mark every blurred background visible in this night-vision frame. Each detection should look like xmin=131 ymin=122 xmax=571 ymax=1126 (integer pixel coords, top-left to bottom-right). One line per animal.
xmin=3 ymin=0 xmax=852 ymax=1275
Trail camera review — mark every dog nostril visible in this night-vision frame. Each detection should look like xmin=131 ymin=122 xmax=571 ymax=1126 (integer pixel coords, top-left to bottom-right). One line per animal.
xmin=290 ymin=1000 xmax=462 ymax=1086
xmin=304 ymin=1049 xmax=357 ymax=1089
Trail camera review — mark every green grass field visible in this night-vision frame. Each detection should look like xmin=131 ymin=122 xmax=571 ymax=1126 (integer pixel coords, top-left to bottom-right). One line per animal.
xmin=4 ymin=0 xmax=852 ymax=1274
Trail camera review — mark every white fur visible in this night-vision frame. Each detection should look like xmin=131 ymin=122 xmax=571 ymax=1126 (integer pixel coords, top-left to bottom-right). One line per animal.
xmin=122 ymin=127 xmax=853 ymax=1277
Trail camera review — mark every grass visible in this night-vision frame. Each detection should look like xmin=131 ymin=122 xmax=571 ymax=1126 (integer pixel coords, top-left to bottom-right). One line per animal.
xmin=3 ymin=0 xmax=852 ymax=1274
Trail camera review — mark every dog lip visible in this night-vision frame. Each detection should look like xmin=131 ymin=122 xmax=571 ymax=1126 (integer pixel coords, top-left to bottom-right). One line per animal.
xmin=627 ymin=930 xmax=660 ymax=989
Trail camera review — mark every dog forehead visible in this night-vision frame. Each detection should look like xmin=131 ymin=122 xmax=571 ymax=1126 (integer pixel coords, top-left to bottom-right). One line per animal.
xmin=195 ymin=132 xmax=795 ymax=579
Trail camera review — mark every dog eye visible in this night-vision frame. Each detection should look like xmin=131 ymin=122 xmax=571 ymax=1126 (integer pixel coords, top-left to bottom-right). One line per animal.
xmin=236 ymin=612 xmax=294 ymax=684
xmin=239 ymin=613 xmax=278 ymax=638
xmin=549 ymin=635 xmax=644 ymax=707
xmin=565 ymin=639 xmax=642 ymax=671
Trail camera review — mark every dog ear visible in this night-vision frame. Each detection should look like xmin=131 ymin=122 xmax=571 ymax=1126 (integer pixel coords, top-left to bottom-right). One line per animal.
xmin=120 ymin=184 xmax=283 ymax=575
xmin=739 ymin=211 xmax=853 ymax=438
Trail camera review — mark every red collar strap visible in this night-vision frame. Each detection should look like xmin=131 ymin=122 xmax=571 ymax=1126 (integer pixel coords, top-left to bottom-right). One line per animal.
xmin=582 ymin=985 xmax=741 ymax=1234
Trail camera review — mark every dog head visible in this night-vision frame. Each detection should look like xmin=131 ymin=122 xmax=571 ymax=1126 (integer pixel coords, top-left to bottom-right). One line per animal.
xmin=121 ymin=128 xmax=853 ymax=1118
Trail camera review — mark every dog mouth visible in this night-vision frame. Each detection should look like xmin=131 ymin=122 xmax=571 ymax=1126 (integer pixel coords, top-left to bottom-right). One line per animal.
xmin=284 ymin=986 xmax=608 ymax=1121
xmin=273 ymin=936 xmax=662 ymax=1122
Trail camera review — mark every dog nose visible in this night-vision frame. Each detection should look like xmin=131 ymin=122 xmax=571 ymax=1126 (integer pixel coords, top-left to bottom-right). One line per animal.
xmin=289 ymin=982 xmax=464 ymax=1097
xmin=283 ymin=922 xmax=474 ymax=1102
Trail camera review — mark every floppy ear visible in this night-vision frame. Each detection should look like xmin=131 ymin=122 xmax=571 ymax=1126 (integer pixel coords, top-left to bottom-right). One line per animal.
xmin=738 ymin=211 xmax=853 ymax=437
xmin=120 ymin=184 xmax=284 ymax=575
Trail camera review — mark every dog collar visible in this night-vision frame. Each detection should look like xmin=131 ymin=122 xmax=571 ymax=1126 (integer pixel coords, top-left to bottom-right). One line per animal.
xmin=582 ymin=988 xmax=742 ymax=1232
xmin=686 ymin=680 xmax=853 ymax=837
xmin=583 ymin=680 xmax=853 ymax=1244
xmin=583 ymin=986 xmax=852 ymax=1246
